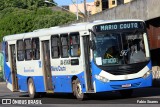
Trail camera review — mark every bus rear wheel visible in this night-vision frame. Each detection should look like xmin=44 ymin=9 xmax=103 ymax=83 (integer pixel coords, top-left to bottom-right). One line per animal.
xmin=119 ymin=89 xmax=133 ymax=98
xmin=73 ymin=78 xmax=86 ymax=100
xmin=28 ymin=78 xmax=38 ymax=98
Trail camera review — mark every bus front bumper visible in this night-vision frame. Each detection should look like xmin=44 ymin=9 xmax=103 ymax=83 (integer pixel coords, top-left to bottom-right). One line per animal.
xmin=93 ymin=73 xmax=152 ymax=92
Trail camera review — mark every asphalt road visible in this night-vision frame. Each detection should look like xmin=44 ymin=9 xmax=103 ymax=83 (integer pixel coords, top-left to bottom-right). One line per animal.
xmin=0 ymin=82 xmax=160 ymax=107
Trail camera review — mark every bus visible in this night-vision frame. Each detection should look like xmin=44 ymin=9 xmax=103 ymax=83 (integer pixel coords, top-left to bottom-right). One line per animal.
xmin=2 ymin=19 xmax=152 ymax=100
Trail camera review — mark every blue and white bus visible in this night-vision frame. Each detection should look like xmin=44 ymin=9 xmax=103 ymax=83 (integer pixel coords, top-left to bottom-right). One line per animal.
xmin=3 ymin=19 xmax=152 ymax=100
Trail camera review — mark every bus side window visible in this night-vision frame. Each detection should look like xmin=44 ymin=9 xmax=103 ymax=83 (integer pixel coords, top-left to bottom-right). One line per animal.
xmin=60 ymin=34 xmax=69 ymax=58
xmin=69 ymin=32 xmax=80 ymax=57
xmin=24 ymin=39 xmax=32 ymax=60
xmin=32 ymin=38 xmax=40 ymax=60
xmin=17 ymin=40 xmax=24 ymax=61
xmin=51 ymin=35 xmax=60 ymax=58
xmin=5 ymin=42 xmax=8 ymax=62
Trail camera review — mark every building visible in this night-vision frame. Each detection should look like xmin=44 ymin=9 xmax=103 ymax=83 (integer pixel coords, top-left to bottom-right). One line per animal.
xmin=69 ymin=2 xmax=95 ymax=16
xmin=108 ymin=0 xmax=133 ymax=8
xmin=68 ymin=0 xmax=134 ymax=16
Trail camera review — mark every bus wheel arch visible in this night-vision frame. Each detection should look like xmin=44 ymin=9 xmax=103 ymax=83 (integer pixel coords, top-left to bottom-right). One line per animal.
xmin=72 ymin=77 xmax=86 ymax=100
xmin=71 ymin=76 xmax=77 ymax=96
xmin=27 ymin=77 xmax=38 ymax=98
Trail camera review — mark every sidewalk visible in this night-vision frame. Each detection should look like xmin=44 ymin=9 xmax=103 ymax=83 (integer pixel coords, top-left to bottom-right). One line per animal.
xmin=0 ymin=82 xmax=5 ymax=84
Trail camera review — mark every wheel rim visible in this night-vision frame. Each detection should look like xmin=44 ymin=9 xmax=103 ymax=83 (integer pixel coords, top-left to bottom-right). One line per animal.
xmin=29 ymin=82 xmax=34 ymax=95
xmin=76 ymin=82 xmax=82 ymax=97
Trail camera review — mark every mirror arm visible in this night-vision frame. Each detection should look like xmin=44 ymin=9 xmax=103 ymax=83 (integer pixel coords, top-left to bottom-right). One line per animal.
xmin=88 ymin=29 xmax=96 ymax=37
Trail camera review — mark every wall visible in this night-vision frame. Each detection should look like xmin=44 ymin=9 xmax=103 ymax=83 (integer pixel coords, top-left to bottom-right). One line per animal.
xmin=69 ymin=2 xmax=95 ymax=15
xmin=68 ymin=0 xmax=160 ymax=23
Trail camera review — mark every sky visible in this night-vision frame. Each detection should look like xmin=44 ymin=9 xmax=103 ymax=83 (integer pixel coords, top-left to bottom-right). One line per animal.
xmin=54 ymin=0 xmax=94 ymax=6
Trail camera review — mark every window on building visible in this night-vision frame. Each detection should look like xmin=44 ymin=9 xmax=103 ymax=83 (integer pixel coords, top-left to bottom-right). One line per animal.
xmin=117 ymin=0 xmax=124 ymax=5
xmin=32 ymin=38 xmax=40 ymax=60
xmin=112 ymin=0 xmax=116 ymax=5
xmin=24 ymin=39 xmax=32 ymax=60
xmin=60 ymin=34 xmax=69 ymax=58
xmin=51 ymin=35 xmax=60 ymax=58
xmin=102 ymin=0 xmax=109 ymax=10
xmin=69 ymin=32 xmax=80 ymax=57
xmin=5 ymin=42 xmax=8 ymax=62
xmin=17 ymin=40 xmax=24 ymax=61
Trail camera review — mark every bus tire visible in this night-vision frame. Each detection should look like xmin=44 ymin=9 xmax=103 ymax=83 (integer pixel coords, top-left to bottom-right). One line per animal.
xmin=28 ymin=78 xmax=38 ymax=98
xmin=73 ymin=78 xmax=86 ymax=100
xmin=119 ymin=89 xmax=133 ymax=98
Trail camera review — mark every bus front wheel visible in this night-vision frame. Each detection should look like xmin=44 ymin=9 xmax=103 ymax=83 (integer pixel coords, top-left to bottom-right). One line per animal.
xmin=73 ymin=78 xmax=86 ymax=100
xmin=28 ymin=78 xmax=38 ymax=98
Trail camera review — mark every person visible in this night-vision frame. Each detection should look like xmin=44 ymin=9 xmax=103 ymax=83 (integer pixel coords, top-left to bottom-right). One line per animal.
xmin=104 ymin=46 xmax=118 ymax=59
xmin=129 ymin=40 xmax=146 ymax=63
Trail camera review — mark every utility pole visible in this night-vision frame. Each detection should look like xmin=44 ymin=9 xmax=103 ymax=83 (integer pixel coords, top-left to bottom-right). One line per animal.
xmin=84 ymin=0 xmax=87 ymax=18
xmin=76 ymin=0 xmax=79 ymax=20
xmin=73 ymin=0 xmax=79 ymax=20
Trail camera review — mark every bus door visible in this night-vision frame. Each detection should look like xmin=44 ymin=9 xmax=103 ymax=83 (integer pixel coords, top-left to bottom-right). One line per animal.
xmin=10 ymin=44 xmax=19 ymax=91
xmin=42 ymin=41 xmax=53 ymax=93
xmin=82 ymin=36 xmax=93 ymax=92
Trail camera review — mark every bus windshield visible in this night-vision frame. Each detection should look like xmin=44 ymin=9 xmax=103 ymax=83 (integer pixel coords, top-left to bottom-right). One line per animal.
xmin=93 ymin=31 xmax=150 ymax=66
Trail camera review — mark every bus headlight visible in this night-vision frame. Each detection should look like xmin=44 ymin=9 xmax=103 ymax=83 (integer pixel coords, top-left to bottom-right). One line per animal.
xmin=143 ymin=70 xmax=151 ymax=78
xmin=95 ymin=75 xmax=110 ymax=82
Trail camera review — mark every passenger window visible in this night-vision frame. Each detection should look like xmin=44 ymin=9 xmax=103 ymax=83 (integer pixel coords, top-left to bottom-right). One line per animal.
xmin=51 ymin=35 xmax=60 ymax=58
xmin=17 ymin=40 xmax=24 ymax=61
xmin=70 ymin=33 xmax=80 ymax=57
xmin=32 ymin=38 xmax=40 ymax=60
xmin=24 ymin=39 xmax=32 ymax=60
xmin=5 ymin=42 xmax=8 ymax=62
xmin=60 ymin=34 xmax=69 ymax=58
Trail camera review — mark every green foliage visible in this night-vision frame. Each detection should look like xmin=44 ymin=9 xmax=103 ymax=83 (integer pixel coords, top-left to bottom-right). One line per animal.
xmin=0 ymin=7 xmax=76 ymax=41
xmin=0 ymin=0 xmax=56 ymax=10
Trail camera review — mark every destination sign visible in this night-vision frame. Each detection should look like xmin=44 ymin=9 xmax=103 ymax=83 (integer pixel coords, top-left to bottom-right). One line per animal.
xmin=94 ymin=22 xmax=144 ymax=32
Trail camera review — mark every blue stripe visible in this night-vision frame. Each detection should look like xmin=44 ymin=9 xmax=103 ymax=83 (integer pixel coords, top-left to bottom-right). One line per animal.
xmin=10 ymin=71 xmax=86 ymax=93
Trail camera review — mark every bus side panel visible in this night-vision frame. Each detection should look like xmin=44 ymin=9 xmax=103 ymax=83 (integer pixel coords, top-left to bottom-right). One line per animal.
xmin=3 ymin=42 xmax=13 ymax=91
xmin=52 ymin=76 xmax=72 ymax=93
xmin=17 ymin=74 xmax=45 ymax=92
xmin=4 ymin=63 xmax=12 ymax=84
xmin=17 ymin=74 xmax=28 ymax=92
xmin=53 ymin=71 xmax=86 ymax=93
xmin=33 ymin=76 xmax=45 ymax=92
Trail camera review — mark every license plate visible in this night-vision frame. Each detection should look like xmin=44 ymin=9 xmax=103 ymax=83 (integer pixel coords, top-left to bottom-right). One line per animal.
xmin=122 ymin=84 xmax=131 ymax=88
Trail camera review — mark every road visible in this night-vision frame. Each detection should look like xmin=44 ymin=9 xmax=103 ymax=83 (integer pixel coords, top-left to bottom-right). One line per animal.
xmin=0 ymin=82 xmax=160 ymax=107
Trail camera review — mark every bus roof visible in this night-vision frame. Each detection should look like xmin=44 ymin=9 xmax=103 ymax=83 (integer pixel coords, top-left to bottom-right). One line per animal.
xmin=3 ymin=19 xmax=144 ymax=41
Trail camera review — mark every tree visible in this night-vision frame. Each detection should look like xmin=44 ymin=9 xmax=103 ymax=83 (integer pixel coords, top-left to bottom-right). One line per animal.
xmin=0 ymin=7 xmax=76 ymax=41
xmin=0 ymin=0 xmax=57 ymax=10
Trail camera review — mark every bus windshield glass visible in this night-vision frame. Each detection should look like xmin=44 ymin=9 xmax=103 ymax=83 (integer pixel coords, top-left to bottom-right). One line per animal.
xmin=93 ymin=22 xmax=150 ymax=66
